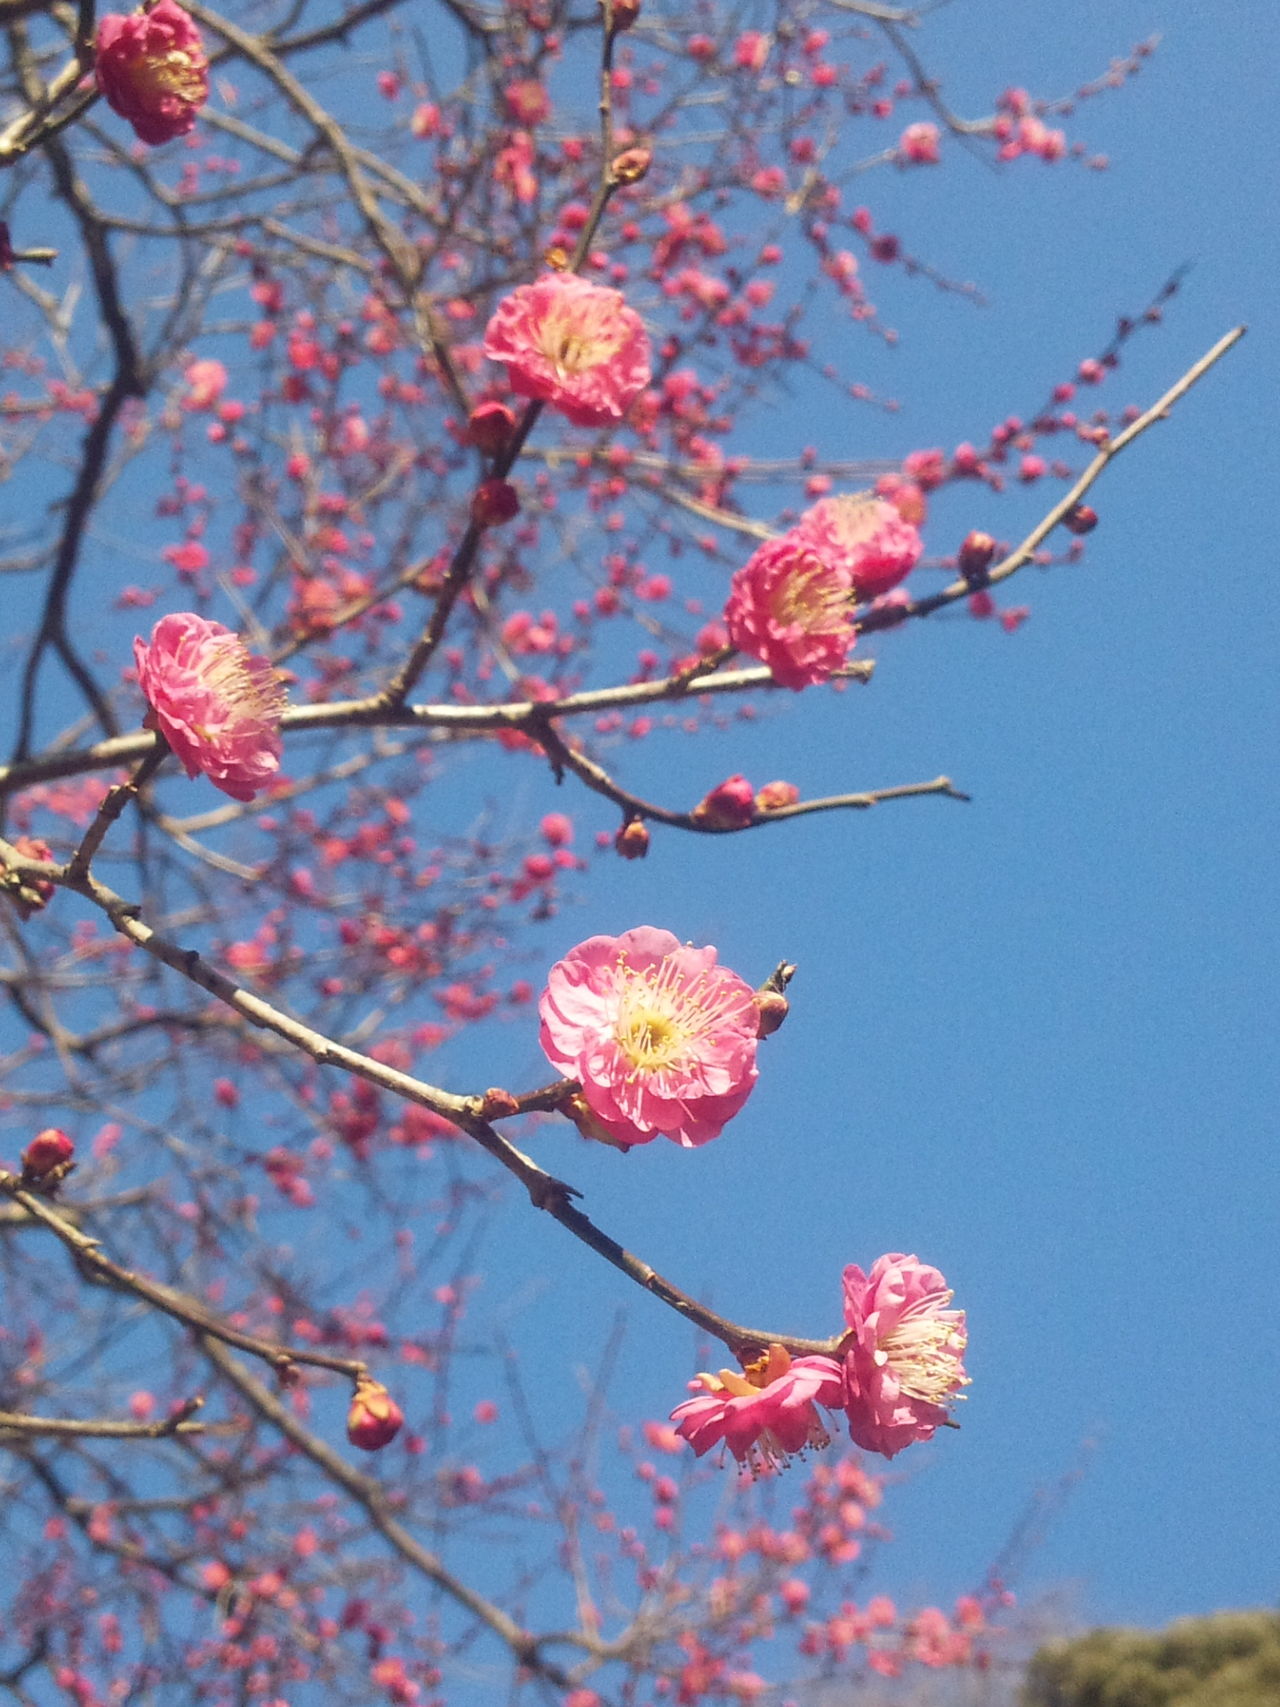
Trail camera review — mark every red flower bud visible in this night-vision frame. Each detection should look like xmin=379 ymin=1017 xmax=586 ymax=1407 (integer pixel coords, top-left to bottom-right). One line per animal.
xmin=471 ymin=479 xmax=520 ymax=529
xmin=466 ymin=400 xmax=517 ymax=456
xmin=478 ymin=1087 xmax=520 ymax=1120
xmin=346 ymin=1377 xmax=404 ymax=1452
xmin=22 ymin=1128 xmax=75 ymax=1178
xmin=957 ymin=530 xmax=997 ymax=586
xmin=611 ymin=146 xmax=652 ymax=184
xmin=1063 ymin=504 xmax=1098 ymax=536
xmin=691 ymin=775 xmax=756 ymax=830
xmin=614 ymin=819 xmax=650 ymax=860
xmin=605 ymin=0 xmax=640 ymax=29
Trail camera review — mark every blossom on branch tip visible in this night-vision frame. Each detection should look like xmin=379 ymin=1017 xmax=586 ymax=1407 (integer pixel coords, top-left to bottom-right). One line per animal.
xmin=134 ymin=613 xmax=285 ymax=802
xmin=724 ymin=535 xmax=857 ymax=690
xmin=840 ymin=1254 xmax=968 ymax=1458
xmin=482 ymin=273 xmax=651 ymax=428
xmin=671 ymin=1344 xmax=845 ymax=1475
xmin=793 ymin=494 xmax=923 ymax=603
xmin=539 ymin=927 xmax=759 ymax=1148
xmin=95 ymin=1 xmax=209 ymax=146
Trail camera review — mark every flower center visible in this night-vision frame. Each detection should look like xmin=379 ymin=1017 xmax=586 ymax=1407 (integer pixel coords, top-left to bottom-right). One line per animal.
xmin=771 ymin=557 xmax=852 ymax=636
xmin=612 ymin=955 xmax=740 ymax=1076
xmin=878 ymin=1293 xmax=969 ymax=1407
xmin=539 ymin=303 xmax=626 ymax=377
xmin=199 ymin=639 xmax=284 ymax=724
xmin=131 ymin=49 xmax=205 ymax=104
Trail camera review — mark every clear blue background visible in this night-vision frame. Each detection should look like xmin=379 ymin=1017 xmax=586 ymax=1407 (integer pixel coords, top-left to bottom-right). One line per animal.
xmin=469 ymin=0 xmax=1278 ymax=1634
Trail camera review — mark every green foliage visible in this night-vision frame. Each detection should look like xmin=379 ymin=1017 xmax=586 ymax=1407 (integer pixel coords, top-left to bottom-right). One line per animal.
xmin=1023 ymin=1611 xmax=1280 ymax=1707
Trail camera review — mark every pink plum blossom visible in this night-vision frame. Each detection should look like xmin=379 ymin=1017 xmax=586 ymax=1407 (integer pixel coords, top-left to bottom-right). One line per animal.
xmin=134 ymin=613 xmax=285 ymax=802
xmin=539 ymin=926 xmax=759 ymax=1148
xmin=482 ymin=273 xmax=651 ymax=427
xmin=792 ymin=493 xmax=923 ymax=602
xmin=899 ymin=122 xmax=941 ymax=165
xmin=671 ymin=1344 xmax=845 ymax=1475
xmin=840 ymin=1254 xmax=968 ymax=1458
xmin=724 ymin=534 xmax=857 ymax=689
xmin=95 ymin=0 xmax=209 ymax=146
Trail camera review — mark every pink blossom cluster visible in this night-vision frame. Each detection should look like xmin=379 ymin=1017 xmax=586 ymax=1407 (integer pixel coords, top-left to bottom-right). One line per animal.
xmin=724 ymin=496 xmax=922 ymax=688
xmin=95 ymin=0 xmax=209 ymax=146
xmin=134 ymin=612 xmax=285 ymax=801
xmin=539 ymin=927 xmax=759 ymax=1148
xmin=671 ymin=1255 xmax=968 ymax=1469
xmin=483 ymin=272 xmax=651 ymax=427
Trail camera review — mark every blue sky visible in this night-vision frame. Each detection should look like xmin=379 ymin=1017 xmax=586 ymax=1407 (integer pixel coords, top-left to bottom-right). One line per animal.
xmin=469 ymin=0 xmax=1279 ymax=1633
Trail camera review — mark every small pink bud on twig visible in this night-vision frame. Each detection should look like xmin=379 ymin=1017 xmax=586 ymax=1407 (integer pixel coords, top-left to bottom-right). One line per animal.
xmin=957 ymin=530 xmax=997 ymax=586
xmin=691 ymin=775 xmax=756 ymax=830
xmin=611 ymin=146 xmax=652 ymax=184
xmin=466 ymin=400 xmax=516 ymax=456
xmin=755 ymin=780 xmax=799 ymax=812
xmin=471 ymin=479 xmax=520 ymax=529
xmin=346 ymin=1376 xmax=405 ymax=1451
xmin=614 ymin=819 xmax=650 ymax=859
xmin=1063 ymin=503 xmax=1098 ymax=535
xmin=21 ymin=1128 xmax=75 ymax=1180
xmin=478 ymin=1088 xmax=520 ymax=1120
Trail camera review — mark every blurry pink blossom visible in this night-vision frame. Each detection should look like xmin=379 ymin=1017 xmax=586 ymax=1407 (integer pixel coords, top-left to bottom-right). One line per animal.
xmin=95 ymin=0 xmax=208 ymax=145
xmin=134 ymin=613 xmax=285 ymax=801
xmin=183 ymin=358 xmax=227 ymax=410
xmin=899 ymin=122 xmax=941 ymax=165
xmin=793 ymin=494 xmax=923 ymax=602
xmin=724 ymin=534 xmax=856 ymax=689
xmin=671 ymin=1344 xmax=845 ymax=1475
xmin=539 ymin=926 xmax=758 ymax=1148
xmin=483 ymin=273 xmax=651 ymax=427
xmin=840 ymin=1253 xmax=968 ymax=1458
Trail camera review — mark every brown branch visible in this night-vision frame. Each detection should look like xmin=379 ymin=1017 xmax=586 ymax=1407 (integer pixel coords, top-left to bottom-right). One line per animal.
xmin=529 ymin=712 xmax=966 ymax=829
xmin=0 ymin=1399 xmax=213 ymax=1439
xmin=862 ymin=325 xmax=1249 ymax=635
xmin=199 ymin=1334 xmax=581 ymax=1685
xmin=0 ymin=662 xmax=875 ymax=795
xmin=0 ymin=836 xmax=852 ymax=1362
xmin=0 ymin=1168 xmax=370 ymax=1381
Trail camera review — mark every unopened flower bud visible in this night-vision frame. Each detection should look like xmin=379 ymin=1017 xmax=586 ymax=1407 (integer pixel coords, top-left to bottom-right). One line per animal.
xmin=22 ymin=1127 xmax=75 ymax=1178
xmin=755 ymin=780 xmax=799 ymax=812
xmin=753 ymin=989 xmax=790 ymax=1037
xmin=2 ymin=836 xmax=56 ymax=918
xmin=691 ymin=775 xmax=756 ymax=830
xmin=478 ymin=1087 xmax=520 ymax=1120
xmin=543 ymin=245 xmax=571 ymax=272
xmin=957 ymin=530 xmax=997 ymax=586
xmin=346 ymin=1376 xmax=404 ymax=1451
xmin=611 ymin=146 xmax=652 ymax=185
xmin=471 ymin=479 xmax=520 ymax=529
xmin=466 ymin=400 xmax=517 ymax=456
xmin=1063 ymin=503 xmax=1098 ymax=536
xmin=605 ymin=0 xmax=640 ymax=29
xmin=614 ymin=818 xmax=650 ymax=860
